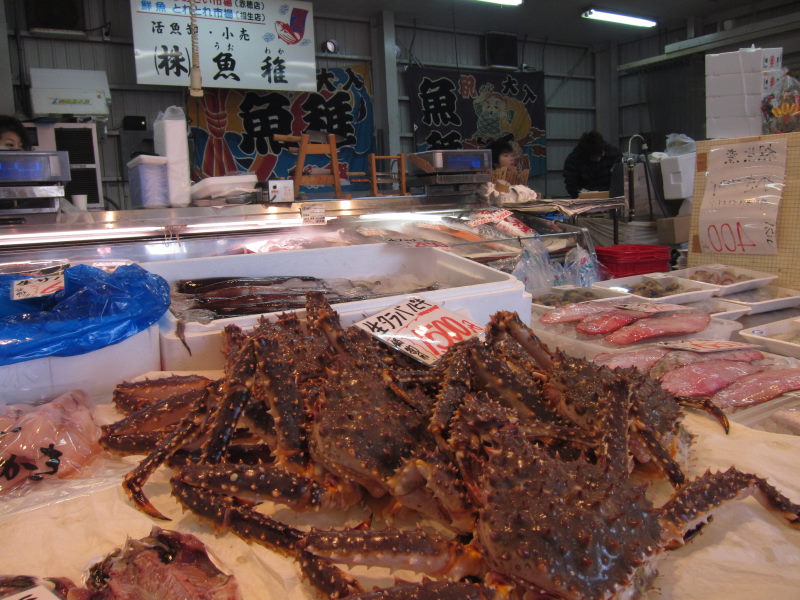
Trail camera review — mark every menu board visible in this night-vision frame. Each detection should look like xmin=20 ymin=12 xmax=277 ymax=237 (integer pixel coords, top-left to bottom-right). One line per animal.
xmin=129 ymin=0 xmax=315 ymax=91
xmin=698 ymin=138 xmax=787 ymax=255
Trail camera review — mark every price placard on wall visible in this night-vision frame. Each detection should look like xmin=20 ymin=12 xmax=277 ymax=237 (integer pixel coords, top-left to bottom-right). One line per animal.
xmin=129 ymin=0 xmax=315 ymax=91
xmin=698 ymin=138 xmax=787 ymax=255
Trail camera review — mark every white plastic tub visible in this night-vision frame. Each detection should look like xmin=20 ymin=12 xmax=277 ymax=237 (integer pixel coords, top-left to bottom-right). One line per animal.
xmin=143 ymin=245 xmax=532 ymax=370
xmin=682 ymin=298 xmax=751 ymax=320
xmin=0 ymin=325 xmax=160 ymax=405
xmin=669 ymin=264 xmax=777 ymax=296
xmin=530 ymin=285 xmax=632 ymax=316
xmin=730 ymin=393 xmax=800 ymax=434
xmin=592 ymin=274 xmax=719 ymax=304
xmin=740 ymin=317 xmax=800 ymax=358
xmin=722 ymin=285 xmax=800 ymax=314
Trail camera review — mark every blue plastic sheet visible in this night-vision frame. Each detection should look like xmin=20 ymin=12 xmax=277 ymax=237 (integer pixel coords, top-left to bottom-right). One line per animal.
xmin=0 ymin=264 xmax=170 ymax=366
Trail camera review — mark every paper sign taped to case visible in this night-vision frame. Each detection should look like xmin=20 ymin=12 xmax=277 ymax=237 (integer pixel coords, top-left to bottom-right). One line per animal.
xmin=698 ymin=137 xmax=787 ymax=255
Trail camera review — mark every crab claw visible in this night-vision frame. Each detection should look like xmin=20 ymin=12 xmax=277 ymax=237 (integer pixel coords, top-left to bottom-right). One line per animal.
xmin=123 ymin=471 xmax=171 ymax=521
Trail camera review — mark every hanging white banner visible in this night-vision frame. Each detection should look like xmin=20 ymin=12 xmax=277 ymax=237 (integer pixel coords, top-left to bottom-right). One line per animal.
xmin=129 ymin=0 xmax=316 ymax=91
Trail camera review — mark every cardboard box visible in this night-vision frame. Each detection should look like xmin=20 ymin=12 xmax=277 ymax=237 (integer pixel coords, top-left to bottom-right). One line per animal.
xmin=705 ymin=48 xmax=782 ymax=75
xmin=657 ymin=215 xmax=691 ymax=245
xmin=706 ymin=116 xmax=762 ymax=139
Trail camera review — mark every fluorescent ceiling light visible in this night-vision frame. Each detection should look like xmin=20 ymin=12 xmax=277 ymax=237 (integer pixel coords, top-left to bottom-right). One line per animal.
xmin=582 ymin=8 xmax=656 ymax=28
xmin=472 ymin=0 xmax=523 ymax=6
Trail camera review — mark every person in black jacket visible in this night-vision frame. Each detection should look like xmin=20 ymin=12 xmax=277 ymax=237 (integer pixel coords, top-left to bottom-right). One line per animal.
xmin=562 ymin=131 xmax=621 ymax=198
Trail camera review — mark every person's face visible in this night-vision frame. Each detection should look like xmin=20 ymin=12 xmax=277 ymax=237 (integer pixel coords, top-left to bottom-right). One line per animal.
xmin=0 ymin=132 xmax=22 ymax=150
xmin=498 ymin=151 xmax=516 ymax=168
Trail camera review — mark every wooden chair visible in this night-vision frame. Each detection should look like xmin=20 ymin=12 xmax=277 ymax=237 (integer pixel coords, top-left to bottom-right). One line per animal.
xmin=273 ymin=133 xmax=347 ymax=199
xmin=351 ymin=153 xmax=409 ymax=197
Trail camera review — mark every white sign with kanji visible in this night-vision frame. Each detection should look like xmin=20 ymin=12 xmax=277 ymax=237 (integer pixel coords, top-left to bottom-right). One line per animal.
xmin=129 ymin=0 xmax=316 ymax=91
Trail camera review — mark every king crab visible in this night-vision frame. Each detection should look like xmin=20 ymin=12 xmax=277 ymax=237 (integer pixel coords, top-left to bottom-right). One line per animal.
xmin=101 ymin=293 xmax=800 ymax=599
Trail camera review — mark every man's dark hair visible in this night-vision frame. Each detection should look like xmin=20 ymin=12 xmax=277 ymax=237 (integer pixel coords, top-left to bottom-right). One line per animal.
xmin=576 ymin=130 xmax=605 ymax=157
xmin=0 ymin=116 xmax=29 ymax=149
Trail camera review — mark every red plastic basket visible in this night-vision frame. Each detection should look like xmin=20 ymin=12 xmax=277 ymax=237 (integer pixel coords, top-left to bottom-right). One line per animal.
xmin=596 ymin=244 xmax=671 ymax=278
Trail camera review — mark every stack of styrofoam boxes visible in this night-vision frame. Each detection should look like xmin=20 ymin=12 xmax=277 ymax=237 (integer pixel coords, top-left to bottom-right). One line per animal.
xmin=705 ymin=47 xmax=783 ymax=139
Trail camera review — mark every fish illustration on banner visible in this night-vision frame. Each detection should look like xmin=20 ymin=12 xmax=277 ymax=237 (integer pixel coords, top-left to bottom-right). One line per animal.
xmin=405 ymin=65 xmax=546 ymax=177
xmin=188 ymin=64 xmax=375 ymax=193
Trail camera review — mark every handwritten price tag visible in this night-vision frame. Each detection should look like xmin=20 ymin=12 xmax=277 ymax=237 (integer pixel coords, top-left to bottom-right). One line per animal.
xmin=657 ymin=339 xmax=761 ymax=353
xmin=355 ymin=296 xmax=484 ymax=365
xmin=11 ymin=272 xmax=65 ymax=300
xmin=300 ymin=203 xmax=326 ymax=226
xmin=2 ymin=585 xmax=64 ymax=600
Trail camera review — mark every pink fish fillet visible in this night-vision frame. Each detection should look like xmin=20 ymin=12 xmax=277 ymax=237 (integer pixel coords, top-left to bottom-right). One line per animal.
xmin=649 ymin=348 xmax=765 ymax=379
xmin=604 ymin=312 xmax=711 ymax=346
xmin=594 ymin=347 xmax=670 ymax=371
xmin=539 ymin=302 xmax=613 ymax=324
xmin=660 ymin=360 xmax=764 ymax=397
xmin=576 ymin=309 xmax=652 ymax=335
xmin=711 ymin=368 xmax=800 ymax=410
xmin=0 ymin=390 xmax=102 ymax=495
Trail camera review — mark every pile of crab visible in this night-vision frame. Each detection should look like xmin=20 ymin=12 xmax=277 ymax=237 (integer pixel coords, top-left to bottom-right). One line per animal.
xmin=101 ymin=291 xmax=800 ymax=600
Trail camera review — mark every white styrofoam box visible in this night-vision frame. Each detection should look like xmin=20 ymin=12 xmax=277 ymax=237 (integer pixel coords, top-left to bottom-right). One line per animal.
xmin=0 ymin=325 xmax=159 ymax=405
xmin=705 ymin=94 xmax=762 ymax=118
xmin=723 ymin=285 xmax=800 ymax=314
xmin=660 ymin=152 xmax=696 ymax=200
xmin=706 ymin=116 xmax=762 ymax=139
xmin=669 ymin=264 xmax=777 ymax=296
xmin=740 ymin=317 xmax=800 ymax=358
xmin=143 ymin=245 xmax=532 ymax=370
xmin=530 ymin=285 xmax=632 ymax=316
xmin=706 ymin=73 xmax=762 ymax=97
xmin=127 ymin=154 xmax=169 ymax=208
xmin=705 ymin=48 xmax=782 ymax=76
xmin=592 ymin=274 xmax=719 ymax=304
xmin=191 ymin=174 xmax=258 ymax=200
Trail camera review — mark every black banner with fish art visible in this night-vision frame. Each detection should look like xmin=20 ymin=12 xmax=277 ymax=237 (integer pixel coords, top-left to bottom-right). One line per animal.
xmin=404 ymin=65 xmax=546 ymax=176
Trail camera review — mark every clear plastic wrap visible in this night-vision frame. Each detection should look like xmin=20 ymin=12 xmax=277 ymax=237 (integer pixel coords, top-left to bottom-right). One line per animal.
xmin=0 ymin=264 xmax=169 ymax=366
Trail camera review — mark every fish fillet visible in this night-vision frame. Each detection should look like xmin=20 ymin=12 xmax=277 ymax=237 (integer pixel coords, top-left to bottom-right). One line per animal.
xmin=711 ymin=368 xmax=800 ymax=410
xmin=660 ymin=360 xmax=763 ymax=397
xmin=594 ymin=347 xmax=670 ymax=371
xmin=649 ymin=348 xmax=765 ymax=379
xmin=604 ymin=312 xmax=711 ymax=346
xmin=575 ymin=309 xmax=652 ymax=335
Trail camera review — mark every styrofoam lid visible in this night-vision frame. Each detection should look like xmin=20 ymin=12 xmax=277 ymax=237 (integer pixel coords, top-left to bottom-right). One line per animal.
xmin=127 ymin=154 xmax=169 ymax=168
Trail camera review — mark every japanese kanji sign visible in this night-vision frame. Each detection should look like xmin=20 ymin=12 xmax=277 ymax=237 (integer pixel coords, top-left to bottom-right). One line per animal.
xmin=698 ymin=138 xmax=787 ymax=255
xmin=187 ymin=64 xmax=374 ymax=192
xmin=130 ymin=0 xmax=315 ymax=91
xmin=404 ymin=66 xmax=546 ymax=177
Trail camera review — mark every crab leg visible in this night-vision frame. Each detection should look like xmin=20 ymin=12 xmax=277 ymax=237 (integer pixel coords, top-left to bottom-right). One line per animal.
xmin=297 ymin=550 xmax=364 ymax=599
xmin=171 ymin=479 xmax=304 ymax=555
xmin=676 ymin=396 xmax=730 ymax=433
xmin=660 ymin=467 xmax=800 ymax=548
xmin=123 ymin=390 xmax=209 ymax=520
xmin=101 ymin=388 xmax=205 ymax=439
xmin=342 ymin=581 xmax=506 ymax=600
xmin=300 ymin=527 xmax=484 ymax=581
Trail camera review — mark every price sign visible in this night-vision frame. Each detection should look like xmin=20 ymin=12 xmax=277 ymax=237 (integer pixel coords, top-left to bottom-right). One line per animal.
xmin=386 ymin=238 xmax=450 ymax=249
xmin=615 ymin=303 xmax=692 ymax=314
xmin=300 ymin=203 xmax=326 ymax=226
xmin=11 ymin=272 xmax=65 ymax=300
xmin=698 ymin=139 xmax=787 ymax=255
xmin=468 ymin=209 xmax=513 ymax=228
xmin=355 ymin=297 xmax=484 ymax=365
xmin=2 ymin=586 xmax=63 ymax=600
xmin=657 ymin=339 xmax=761 ymax=353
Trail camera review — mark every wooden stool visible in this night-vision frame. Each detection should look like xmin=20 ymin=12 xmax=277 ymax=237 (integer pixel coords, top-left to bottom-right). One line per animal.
xmin=273 ymin=133 xmax=347 ymax=199
xmin=358 ymin=153 xmax=409 ymax=196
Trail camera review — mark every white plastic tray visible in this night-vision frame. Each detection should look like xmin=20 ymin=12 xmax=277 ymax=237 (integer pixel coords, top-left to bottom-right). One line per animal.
xmin=592 ymin=274 xmax=719 ymax=304
xmin=682 ymin=298 xmax=751 ymax=320
xmin=0 ymin=324 xmax=159 ymax=405
xmin=723 ymin=285 xmax=800 ymax=314
xmin=532 ymin=314 xmax=742 ymax=361
xmin=530 ymin=285 xmax=632 ymax=315
xmin=740 ymin=317 xmax=800 ymax=358
xmin=144 ymin=245 xmax=532 ymax=370
xmin=730 ymin=392 xmax=800 ymax=435
xmin=670 ymin=264 xmax=777 ymax=296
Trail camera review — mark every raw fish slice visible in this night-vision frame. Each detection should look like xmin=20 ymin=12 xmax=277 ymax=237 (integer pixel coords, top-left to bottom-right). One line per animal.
xmin=604 ymin=312 xmax=711 ymax=346
xmin=711 ymin=368 xmax=800 ymax=410
xmin=575 ymin=309 xmax=652 ymax=335
xmin=539 ymin=302 xmax=615 ymax=324
xmin=594 ymin=347 xmax=670 ymax=371
xmin=0 ymin=390 xmax=102 ymax=495
xmin=660 ymin=360 xmax=763 ymax=397
xmin=649 ymin=348 xmax=766 ymax=379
